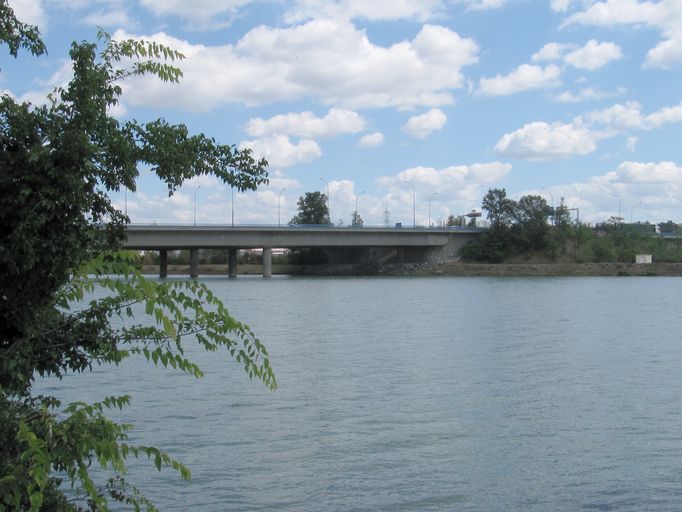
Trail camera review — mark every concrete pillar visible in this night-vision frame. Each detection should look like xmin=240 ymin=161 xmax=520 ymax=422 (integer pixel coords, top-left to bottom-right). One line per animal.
xmin=228 ymin=248 xmax=237 ymax=278
xmin=159 ymin=249 xmax=168 ymax=278
xmin=262 ymin=247 xmax=272 ymax=278
xmin=189 ymin=248 xmax=199 ymax=278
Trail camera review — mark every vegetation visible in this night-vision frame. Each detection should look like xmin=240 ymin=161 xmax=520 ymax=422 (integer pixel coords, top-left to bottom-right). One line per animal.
xmin=1 ymin=5 xmax=274 ymax=510
xmin=289 ymin=191 xmax=330 ymax=225
xmin=351 ymin=211 xmax=363 ymax=227
xmin=461 ymin=188 xmax=682 ymax=264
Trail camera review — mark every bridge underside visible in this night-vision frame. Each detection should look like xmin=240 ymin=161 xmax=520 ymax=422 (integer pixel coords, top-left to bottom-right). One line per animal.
xmin=124 ymin=226 xmax=480 ymax=277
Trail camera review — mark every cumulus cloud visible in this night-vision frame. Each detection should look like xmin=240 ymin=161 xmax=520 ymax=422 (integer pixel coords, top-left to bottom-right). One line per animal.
xmin=494 ymin=121 xmax=605 ymax=160
xmin=375 ymin=161 xmax=512 ymax=224
xmin=283 ymin=0 xmax=443 ymax=23
xmin=245 ymin=108 xmax=365 ymax=138
xmin=563 ymin=39 xmax=622 ymax=70
xmin=523 ymin=160 xmax=682 ymax=223
xmin=239 ymin=135 xmax=322 ymax=168
xmin=495 ymin=100 xmax=682 ymax=160
xmin=7 ymin=0 xmax=45 ymax=27
xmin=563 ymin=0 xmax=682 ymax=68
xmin=452 ymin=0 xmax=507 ymax=10
xmin=139 ymin=0 xmax=252 ymax=26
xmin=401 ymin=108 xmax=447 ymax=139
xmin=114 ymin=22 xmax=478 ymax=111
xmin=357 ymin=132 xmax=384 ymax=148
xmin=478 ymin=64 xmax=561 ymax=96
xmin=553 ymin=86 xmax=626 ymax=103
xmin=531 ymin=42 xmax=574 ymax=62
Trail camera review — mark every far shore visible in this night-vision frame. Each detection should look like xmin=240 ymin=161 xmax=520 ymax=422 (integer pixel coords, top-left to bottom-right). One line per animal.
xmin=141 ymin=262 xmax=682 ymax=277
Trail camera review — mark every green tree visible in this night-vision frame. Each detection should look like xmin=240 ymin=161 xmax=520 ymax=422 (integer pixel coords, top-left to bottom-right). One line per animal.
xmin=289 ymin=191 xmax=330 ymax=225
xmin=351 ymin=211 xmax=363 ymax=226
xmin=482 ymin=188 xmax=516 ymax=229
xmin=445 ymin=214 xmax=461 ymax=227
xmin=513 ymin=194 xmax=550 ymax=252
xmin=1 ymin=7 xmax=274 ymax=510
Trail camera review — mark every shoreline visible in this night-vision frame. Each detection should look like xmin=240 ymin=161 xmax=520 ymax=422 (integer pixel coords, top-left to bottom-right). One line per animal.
xmin=142 ymin=262 xmax=682 ymax=277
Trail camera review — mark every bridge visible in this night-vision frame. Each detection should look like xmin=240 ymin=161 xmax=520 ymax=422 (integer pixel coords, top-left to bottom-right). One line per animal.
xmin=123 ymin=225 xmax=483 ymax=277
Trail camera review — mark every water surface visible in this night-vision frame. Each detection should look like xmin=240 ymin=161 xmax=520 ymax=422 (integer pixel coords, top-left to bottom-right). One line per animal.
xmin=38 ymin=276 xmax=682 ymax=511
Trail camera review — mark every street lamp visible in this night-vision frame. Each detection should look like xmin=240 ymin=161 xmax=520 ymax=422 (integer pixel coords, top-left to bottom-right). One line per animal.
xmin=278 ymin=187 xmax=287 ymax=226
xmin=406 ymin=183 xmax=415 ymax=228
xmin=320 ymin=177 xmax=331 ymax=223
xmin=355 ymin=190 xmax=365 ymax=218
xmin=630 ymin=201 xmax=642 ymax=223
xmin=193 ymin=186 xmax=200 ymax=227
xmin=230 ymin=186 xmax=234 ymax=227
xmin=428 ymin=192 xmax=438 ymax=228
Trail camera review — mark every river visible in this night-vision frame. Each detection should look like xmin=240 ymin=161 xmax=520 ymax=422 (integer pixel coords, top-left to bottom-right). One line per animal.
xmin=37 ymin=276 xmax=682 ymax=511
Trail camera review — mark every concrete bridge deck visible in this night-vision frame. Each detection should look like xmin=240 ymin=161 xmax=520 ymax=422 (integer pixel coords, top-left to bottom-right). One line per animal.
xmin=123 ymin=224 xmax=483 ymax=277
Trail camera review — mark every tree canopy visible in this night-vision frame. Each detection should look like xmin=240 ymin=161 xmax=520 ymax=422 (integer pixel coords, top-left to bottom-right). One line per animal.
xmin=289 ymin=191 xmax=330 ymax=225
xmin=1 ymin=4 xmax=274 ymax=509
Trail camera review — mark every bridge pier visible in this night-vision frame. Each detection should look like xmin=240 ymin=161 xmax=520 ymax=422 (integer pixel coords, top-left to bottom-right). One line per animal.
xmin=159 ymin=249 xmax=168 ymax=278
xmin=228 ymin=248 xmax=237 ymax=278
xmin=189 ymin=248 xmax=199 ymax=278
xmin=263 ymin=247 xmax=272 ymax=278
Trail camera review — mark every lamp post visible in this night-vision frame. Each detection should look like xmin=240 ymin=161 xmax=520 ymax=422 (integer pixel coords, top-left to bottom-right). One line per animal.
xmin=278 ymin=187 xmax=287 ymax=226
xmin=630 ymin=201 xmax=642 ymax=223
xmin=408 ymin=184 xmax=415 ymax=228
xmin=193 ymin=186 xmax=200 ymax=227
xmin=355 ymin=190 xmax=365 ymax=216
xmin=428 ymin=192 xmax=438 ymax=228
xmin=124 ymin=187 xmax=128 ymax=218
xmin=320 ymin=177 xmax=331 ymax=223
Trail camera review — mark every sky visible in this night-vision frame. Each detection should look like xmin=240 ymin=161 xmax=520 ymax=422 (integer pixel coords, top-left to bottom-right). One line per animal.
xmin=3 ymin=0 xmax=682 ymax=227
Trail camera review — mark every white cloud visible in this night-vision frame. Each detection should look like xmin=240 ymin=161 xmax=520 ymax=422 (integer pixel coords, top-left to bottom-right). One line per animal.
xmin=283 ymin=0 xmax=443 ymax=23
xmin=139 ymin=0 xmax=252 ymax=26
xmin=244 ymin=108 xmax=365 ymax=138
xmin=357 ymin=132 xmax=384 ymax=148
xmin=563 ymin=0 xmax=682 ymax=68
xmin=239 ymin=135 xmax=322 ymax=168
xmin=453 ymin=0 xmax=507 ymax=10
xmin=375 ymin=161 xmax=512 ymax=225
xmin=645 ymin=101 xmax=682 ymax=127
xmin=583 ymin=101 xmax=646 ymax=130
xmin=553 ymin=86 xmax=626 ymax=103
xmin=494 ymin=121 xmax=605 ymax=160
xmin=401 ymin=108 xmax=447 ymax=139
xmin=7 ymin=0 xmax=46 ymax=27
xmin=82 ymin=8 xmax=133 ymax=28
xmin=626 ymin=136 xmax=639 ymax=151
xmin=563 ymin=39 xmax=622 ymax=70
xmin=495 ymin=99 xmax=682 ymax=160
xmin=550 ymin=0 xmax=574 ymax=12
xmin=525 ymin=160 xmax=682 ymax=224
xmin=114 ymin=22 xmax=479 ymax=111
xmin=478 ymin=64 xmax=561 ymax=96
xmin=531 ymin=42 xmax=574 ymax=62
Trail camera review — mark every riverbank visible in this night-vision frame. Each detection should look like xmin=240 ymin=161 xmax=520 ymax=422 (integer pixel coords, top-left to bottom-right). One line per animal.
xmin=142 ymin=262 xmax=682 ymax=277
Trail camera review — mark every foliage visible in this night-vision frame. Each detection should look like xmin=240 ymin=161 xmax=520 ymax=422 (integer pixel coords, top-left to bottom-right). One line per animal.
xmin=445 ymin=214 xmax=462 ymax=227
xmin=481 ymin=188 xmax=515 ymax=229
xmin=289 ymin=191 xmax=330 ymax=225
xmin=351 ymin=211 xmax=363 ymax=227
xmin=1 ymin=9 xmax=273 ymax=510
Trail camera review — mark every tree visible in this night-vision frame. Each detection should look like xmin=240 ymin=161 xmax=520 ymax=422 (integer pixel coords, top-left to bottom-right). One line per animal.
xmin=445 ymin=214 xmax=461 ymax=227
xmin=289 ymin=191 xmax=330 ymax=225
xmin=351 ymin=211 xmax=363 ymax=226
xmin=1 ymin=6 xmax=274 ymax=510
xmin=482 ymin=188 xmax=516 ymax=229
xmin=514 ymin=194 xmax=550 ymax=252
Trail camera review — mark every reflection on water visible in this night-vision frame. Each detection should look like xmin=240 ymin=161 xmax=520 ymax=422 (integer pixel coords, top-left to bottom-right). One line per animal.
xmin=37 ymin=276 xmax=682 ymax=511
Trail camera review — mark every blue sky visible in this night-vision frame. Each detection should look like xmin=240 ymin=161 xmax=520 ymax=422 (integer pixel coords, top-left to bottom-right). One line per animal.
xmin=3 ymin=0 xmax=682 ymax=226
